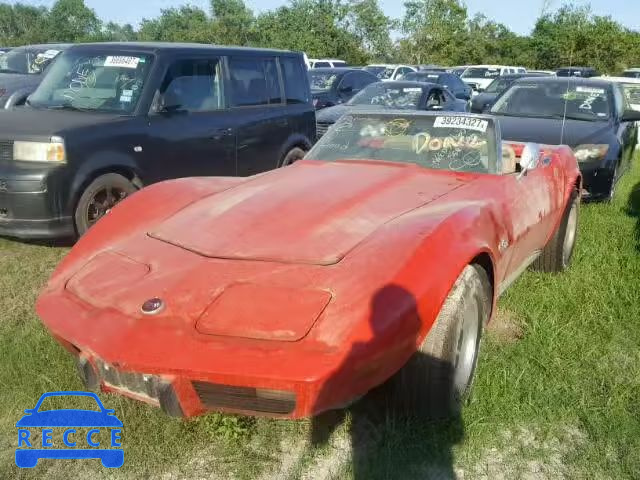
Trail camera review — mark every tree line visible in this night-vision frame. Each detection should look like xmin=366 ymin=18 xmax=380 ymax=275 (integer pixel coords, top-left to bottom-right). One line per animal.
xmin=1 ymin=0 xmax=639 ymax=74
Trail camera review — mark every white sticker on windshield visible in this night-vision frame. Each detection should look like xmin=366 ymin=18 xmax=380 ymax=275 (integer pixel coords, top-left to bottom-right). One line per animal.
xmin=42 ymin=49 xmax=60 ymax=59
xmin=576 ymin=86 xmax=605 ymax=94
xmin=434 ymin=116 xmax=488 ymax=133
xmin=105 ymin=56 xmax=140 ymax=69
xmin=404 ymin=88 xmax=423 ymax=92
xmin=120 ymin=89 xmax=133 ymax=102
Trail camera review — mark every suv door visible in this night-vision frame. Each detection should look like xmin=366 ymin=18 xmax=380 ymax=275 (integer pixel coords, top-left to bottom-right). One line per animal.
xmin=228 ymin=56 xmax=293 ymax=176
xmin=145 ymin=55 xmax=236 ymax=182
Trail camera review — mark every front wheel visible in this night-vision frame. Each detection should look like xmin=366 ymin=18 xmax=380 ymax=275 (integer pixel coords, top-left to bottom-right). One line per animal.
xmin=532 ymin=191 xmax=579 ymax=273
xmin=390 ymin=264 xmax=492 ymax=419
xmin=74 ymin=173 xmax=137 ymax=237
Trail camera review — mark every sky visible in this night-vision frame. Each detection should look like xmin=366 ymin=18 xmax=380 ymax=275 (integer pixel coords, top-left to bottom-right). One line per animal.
xmin=10 ymin=0 xmax=640 ymax=35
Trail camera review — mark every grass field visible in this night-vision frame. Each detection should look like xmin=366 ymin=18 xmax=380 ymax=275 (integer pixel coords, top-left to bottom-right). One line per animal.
xmin=1 ymin=157 xmax=640 ymax=479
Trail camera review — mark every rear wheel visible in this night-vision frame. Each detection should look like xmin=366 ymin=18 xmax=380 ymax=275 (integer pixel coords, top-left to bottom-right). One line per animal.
xmin=280 ymin=147 xmax=306 ymax=167
xmin=532 ymin=191 xmax=579 ymax=273
xmin=390 ymin=264 xmax=491 ymax=419
xmin=74 ymin=173 xmax=137 ymax=236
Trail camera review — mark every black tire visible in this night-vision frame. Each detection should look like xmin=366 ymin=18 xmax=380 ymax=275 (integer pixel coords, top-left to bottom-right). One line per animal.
xmin=390 ymin=264 xmax=491 ymax=419
xmin=280 ymin=147 xmax=306 ymax=167
xmin=531 ymin=191 xmax=579 ymax=273
xmin=74 ymin=173 xmax=137 ymax=236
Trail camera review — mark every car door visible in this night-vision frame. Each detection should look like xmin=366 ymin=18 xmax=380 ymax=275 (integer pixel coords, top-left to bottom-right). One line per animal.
xmin=144 ymin=55 xmax=236 ymax=183
xmin=499 ymin=149 xmax=565 ymax=281
xmin=613 ymin=85 xmax=637 ymax=173
xmin=228 ymin=56 xmax=293 ymax=176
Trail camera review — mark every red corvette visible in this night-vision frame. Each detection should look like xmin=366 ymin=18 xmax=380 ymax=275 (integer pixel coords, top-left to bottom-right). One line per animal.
xmin=37 ymin=112 xmax=581 ymax=419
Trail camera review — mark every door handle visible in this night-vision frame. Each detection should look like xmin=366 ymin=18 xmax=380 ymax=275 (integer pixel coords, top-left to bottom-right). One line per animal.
xmin=211 ymin=128 xmax=233 ymax=140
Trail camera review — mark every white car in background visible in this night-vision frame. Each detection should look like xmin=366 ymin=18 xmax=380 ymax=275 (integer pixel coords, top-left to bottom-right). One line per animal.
xmin=308 ymin=58 xmax=347 ymax=68
xmin=363 ymin=64 xmax=417 ymax=82
xmin=461 ymin=65 xmax=527 ymax=94
xmin=600 ymin=76 xmax=640 ymax=145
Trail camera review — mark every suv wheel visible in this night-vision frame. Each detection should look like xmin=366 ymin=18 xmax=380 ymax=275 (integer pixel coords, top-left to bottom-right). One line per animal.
xmin=281 ymin=147 xmax=306 ymax=167
xmin=74 ymin=173 xmax=137 ymax=236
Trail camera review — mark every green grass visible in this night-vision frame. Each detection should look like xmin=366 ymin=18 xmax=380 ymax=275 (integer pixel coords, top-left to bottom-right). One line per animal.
xmin=1 ymin=158 xmax=640 ymax=478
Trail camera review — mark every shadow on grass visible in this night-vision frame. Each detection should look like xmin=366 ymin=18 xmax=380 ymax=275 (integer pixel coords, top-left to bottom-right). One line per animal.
xmin=0 ymin=235 xmax=74 ymax=248
xmin=305 ymin=285 xmax=464 ymax=479
xmin=626 ymin=181 xmax=640 ymax=252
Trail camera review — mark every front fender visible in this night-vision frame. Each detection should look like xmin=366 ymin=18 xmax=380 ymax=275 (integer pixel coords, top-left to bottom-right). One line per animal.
xmin=47 ymin=176 xmax=247 ymax=289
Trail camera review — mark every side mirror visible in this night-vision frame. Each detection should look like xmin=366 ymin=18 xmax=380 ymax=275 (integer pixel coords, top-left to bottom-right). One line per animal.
xmin=518 ymin=143 xmax=541 ymax=179
xmin=621 ymin=110 xmax=640 ymax=122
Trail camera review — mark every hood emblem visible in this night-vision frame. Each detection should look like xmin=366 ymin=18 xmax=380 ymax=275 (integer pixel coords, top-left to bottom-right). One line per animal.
xmin=141 ymin=298 xmax=165 ymax=315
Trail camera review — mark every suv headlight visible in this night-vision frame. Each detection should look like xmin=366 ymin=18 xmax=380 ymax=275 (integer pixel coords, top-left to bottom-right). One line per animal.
xmin=573 ymin=144 xmax=609 ymax=163
xmin=13 ymin=137 xmax=66 ymax=163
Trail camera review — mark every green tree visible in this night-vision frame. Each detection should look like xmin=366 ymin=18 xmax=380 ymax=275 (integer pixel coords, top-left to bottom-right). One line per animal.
xmin=210 ymin=0 xmax=255 ymax=45
xmin=138 ymin=6 xmax=214 ymax=43
xmin=0 ymin=4 xmax=50 ymax=45
xmin=46 ymin=0 xmax=101 ymax=42
xmin=344 ymin=0 xmax=394 ymax=61
xmin=99 ymin=22 xmax=137 ymax=42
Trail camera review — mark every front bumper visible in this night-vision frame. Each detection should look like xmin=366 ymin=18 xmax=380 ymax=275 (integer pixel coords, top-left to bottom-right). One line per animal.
xmin=37 ymin=290 xmax=353 ymax=419
xmin=0 ymin=163 xmax=73 ymax=239
xmin=579 ymin=162 xmax=615 ymax=200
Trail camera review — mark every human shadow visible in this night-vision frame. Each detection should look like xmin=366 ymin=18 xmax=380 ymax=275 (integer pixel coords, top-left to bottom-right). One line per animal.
xmin=626 ymin=181 xmax=640 ymax=252
xmin=308 ymin=284 xmax=464 ymax=479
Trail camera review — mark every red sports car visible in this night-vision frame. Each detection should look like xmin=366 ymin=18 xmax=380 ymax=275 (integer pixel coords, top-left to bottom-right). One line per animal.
xmin=37 ymin=112 xmax=581 ymax=419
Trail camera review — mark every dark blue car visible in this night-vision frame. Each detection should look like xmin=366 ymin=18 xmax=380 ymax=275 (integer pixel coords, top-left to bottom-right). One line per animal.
xmin=15 ymin=391 xmax=123 ymax=468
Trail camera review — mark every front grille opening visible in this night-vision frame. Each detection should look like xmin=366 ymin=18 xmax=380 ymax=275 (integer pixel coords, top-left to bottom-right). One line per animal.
xmin=193 ymin=381 xmax=296 ymax=415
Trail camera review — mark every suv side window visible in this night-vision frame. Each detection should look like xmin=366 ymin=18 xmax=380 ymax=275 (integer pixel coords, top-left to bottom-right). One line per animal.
xmin=280 ymin=57 xmax=309 ymax=104
xmin=229 ymin=57 xmax=281 ymax=107
xmin=338 ymin=73 xmax=357 ymax=92
xmin=353 ymin=72 xmax=375 ymax=90
xmin=157 ymin=58 xmax=223 ymax=113
xmin=612 ymin=85 xmax=626 ymax=118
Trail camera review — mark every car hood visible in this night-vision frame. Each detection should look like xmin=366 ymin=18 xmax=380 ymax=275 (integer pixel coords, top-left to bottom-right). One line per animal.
xmin=16 ymin=410 xmax=122 ymax=428
xmin=0 ymin=108 xmax=122 ymax=140
xmin=148 ymin=161 xmax=466 ymax=266
xmin=495 ymin=115 xmax=614 ymax=147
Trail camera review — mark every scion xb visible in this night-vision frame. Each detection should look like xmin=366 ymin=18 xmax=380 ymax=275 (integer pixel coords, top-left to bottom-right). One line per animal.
xmin=0 ymin=42 xmax=314 ymax=239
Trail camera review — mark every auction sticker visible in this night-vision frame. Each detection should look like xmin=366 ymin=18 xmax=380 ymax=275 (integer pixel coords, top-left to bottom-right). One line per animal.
xmin=576 ymin=86 xmax=605 ymax=94
xmin=434 ymin=116 xmax=488 ymax=133
xmin=104 ymin=56 xmax=140 ymax=69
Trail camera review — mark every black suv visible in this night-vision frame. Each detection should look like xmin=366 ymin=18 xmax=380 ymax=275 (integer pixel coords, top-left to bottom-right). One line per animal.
xmin=0 ymin=42 xmax=314 ymax=239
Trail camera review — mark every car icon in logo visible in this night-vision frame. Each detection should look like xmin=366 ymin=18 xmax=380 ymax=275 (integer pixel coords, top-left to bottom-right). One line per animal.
xmin=16 ymin=391 xmax=123 ymax=468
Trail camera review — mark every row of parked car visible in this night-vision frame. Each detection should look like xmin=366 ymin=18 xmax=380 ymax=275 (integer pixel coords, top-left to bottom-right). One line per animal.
xmin=0 ymin=42 xmax=639 ymax=241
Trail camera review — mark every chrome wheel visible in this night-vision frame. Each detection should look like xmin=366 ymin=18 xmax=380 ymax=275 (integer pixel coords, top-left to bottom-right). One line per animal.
xmin=452 ymin=298 xmax=480 ymax=399
xmin=86 ymin=186 xmax=128 ymax=226
xmin=562 ymin=202 xmax=578 ymax=267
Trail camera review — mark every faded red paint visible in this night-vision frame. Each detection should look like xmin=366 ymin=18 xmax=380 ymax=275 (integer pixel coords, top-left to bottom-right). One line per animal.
xmin=36 ymin=147 xmax=581 ymax=419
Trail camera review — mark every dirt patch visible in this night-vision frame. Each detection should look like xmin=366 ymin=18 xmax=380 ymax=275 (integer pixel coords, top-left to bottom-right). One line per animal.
xmin=487 ymin=307 xmax=525 ymax=344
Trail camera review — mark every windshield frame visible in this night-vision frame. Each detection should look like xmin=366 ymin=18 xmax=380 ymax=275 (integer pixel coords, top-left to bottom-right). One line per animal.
xmin=306 ymin=110 xmax=504 ymax=175
xmin=28 ymin=48 xmax=156 ymax=115
xmin=490 ymin=80 xmax=614 ymax=122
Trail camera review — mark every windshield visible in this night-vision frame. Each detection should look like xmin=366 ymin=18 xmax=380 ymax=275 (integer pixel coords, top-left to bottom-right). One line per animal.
xmin=348 ymin=84 xmax=425 ymax=109
xmin=622 ymin=71 xmax=640 ymax=79
xmin=402 ymin=72 xmax=440 ymax=83
xmin=462 ymin=68 xmax=500 ymax=79
xmin=309 ymin=71 xmax=339 ymax=92
xmin=306 ymin=113 xmax=499 ymax=174
xmin=484 ymin=77 xmax=515 ymax=94
xmin=364 ymin=66 xmax=395 ymax=80
xmin=0 ymin=47 xmax=63 ymax=75
xmin=491 ymin=82 xmax=612 ymax=121
xmin=29 ymin=51 xmax=153 ymax=113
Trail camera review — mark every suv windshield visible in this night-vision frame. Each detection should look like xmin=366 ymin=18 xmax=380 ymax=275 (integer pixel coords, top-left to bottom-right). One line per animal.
xmin=348 ymin=84 xmax=424 ymax=109
xmin=307 ymin=113 xmax=499 ymax=174
xmin=491 ymin=81 xmax=612 ymax=121
xmin=29 ymin=50 xmax=153 ymax=113
xmin=309 ymin=71 xmax=339 ymax=92
xmin=462 ymin=68 xmax=500 ymax=79
xmin=0 ymin=46 xmax=63 ymax=75
xmin=364 ymin=66 xmax=395 ymax=80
